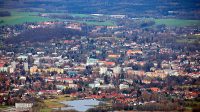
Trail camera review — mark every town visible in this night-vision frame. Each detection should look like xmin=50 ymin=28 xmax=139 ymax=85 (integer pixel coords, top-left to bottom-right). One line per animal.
xmin=0 ymin=12 xmax=200 ymax=112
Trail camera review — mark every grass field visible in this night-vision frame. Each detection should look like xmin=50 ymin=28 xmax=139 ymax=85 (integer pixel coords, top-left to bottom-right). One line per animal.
xmin=0 ymin=10 xmax=115 ymax=26
xmin=40 ymin=108 xmax=52 ymax=112
xmin=40 ymin=95 xmax=75 ymax=112
xmin=0 ymin=10 xmax=56 ymax=26
xmin=154 ymin=19 xmax=200 ymax=27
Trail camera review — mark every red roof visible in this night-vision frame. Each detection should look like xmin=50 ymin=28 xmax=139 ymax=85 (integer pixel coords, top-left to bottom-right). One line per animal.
xmin=150 ymin=87 xmax=160 ymax=92
xmin=64 ymin=40 xmax=74 ymax=44
xmin=104 ymin=61 xmax=115 ymax=66
xmin=0 ymin=63 xmax=4 ymax=67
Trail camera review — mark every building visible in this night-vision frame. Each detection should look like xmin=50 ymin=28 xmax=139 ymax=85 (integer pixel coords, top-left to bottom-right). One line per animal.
xmin=11 ymin=61 xmax=16 ymax=70
xmin=119 ymin=84 xmax=129 ymax=90
xmin=99 ymin=67 xmax=107 ymax=75
xmin=86 ymin=58 xmax=98 ymax=66
xmin=113 ymin=66 xmax=121 ymax=76
xmin=24 ymin=62 xmax=29 ymax=71
xmin=17 ymin=55 xmax=28 ymax=61
xmin=30 ymin=66 xmax=38 ymax=74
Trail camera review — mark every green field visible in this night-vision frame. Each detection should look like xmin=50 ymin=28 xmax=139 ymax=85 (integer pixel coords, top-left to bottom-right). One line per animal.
xmin=0 ymin=10 xmax=115 ymax=26
xmin=154 ymin=19 xmax=200 ymax=27
xmin=0 ymin=11 xmax=55 ymax=26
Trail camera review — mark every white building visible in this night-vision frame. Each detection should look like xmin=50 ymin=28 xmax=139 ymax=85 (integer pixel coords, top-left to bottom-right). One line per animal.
xmin=113 ymin=66 xmax=121 ymax=75
xmin=86 ymin=58 xmax=98 ymax=66
xmin=24 ymin=62 xmax=29 ymax=71
xmin=11 ymin=61 xmax=16 ymax=70
xmin=17 ymin=55 xmax=28 ymax=61
xmin=119 ymin=84 xmax=129 ymax=90
xmin=99 ymin=67 xmax=107 ymax=75
xmin=8 ymin=66 xmax=14 ymax=73
xmin=34 ymin=58 xmax=40 ymax=66
xmin=0 ymin=67 xmax=8 ymax=72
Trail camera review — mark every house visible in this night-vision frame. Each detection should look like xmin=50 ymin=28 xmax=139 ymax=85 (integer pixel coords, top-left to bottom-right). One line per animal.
xmin=98 ymin=84 xmax=115 ymax=89
xmin=30 ymin=66 xmax=39 ymax=74
xmin=0 ymin=65 xmax=8 ymax=73
xmin=150 ymin=87 xmax=160 ymax=92
xmin=43 ymin=67 xmax=64 ymax=74
xmin=38 ymin=90 xmax=62 ymax=95
xmin=17 ymin=55 xmax=28 ymax=61
xmin=86 ymin=58 xmax=98 ymax=66
xmin=57 ymin=77 xmax=74 ymax=83
xmin=89 ymin=83 xmax=101 ymax=88
xmin=68 ymin=83 xmax=78 ymax=89
xmin=99 ymin=67 xmax=108 ymax=75
xmin=126 ymin=50 xmax=143 ymax=55
xmin=56 ymin=85 xmax=67 ymax=90
xmin=108 ymin=54 xmax=120 ymax=59
xmin=119 ymin=84 xmax=129 ymax=90
xmin=104 ymin=61 xmax=116 ymax=66
xmin=67 ymin=71 xmax=77 ymax=76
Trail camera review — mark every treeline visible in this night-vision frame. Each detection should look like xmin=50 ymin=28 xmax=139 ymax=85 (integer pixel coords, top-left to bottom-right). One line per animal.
xmin=6 ymin=26 xmax=85 ymax=43
xmin=86 ymin=102 xmax=179 ymax=112
xmin=41 ymin=14 xmax=74 ymax=20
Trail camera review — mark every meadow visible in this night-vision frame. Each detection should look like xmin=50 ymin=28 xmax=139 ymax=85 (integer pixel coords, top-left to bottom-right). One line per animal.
xmin=154 ymin=19 xmax=200 ymax=27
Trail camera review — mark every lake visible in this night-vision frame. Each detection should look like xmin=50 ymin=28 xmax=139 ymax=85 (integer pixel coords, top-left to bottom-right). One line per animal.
xmin=56 ymin=99 xmax=102 ymax=111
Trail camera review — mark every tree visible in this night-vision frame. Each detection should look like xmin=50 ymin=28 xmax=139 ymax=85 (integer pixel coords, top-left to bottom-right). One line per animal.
xmin=104 ymin=75 xmax=109 ymax=84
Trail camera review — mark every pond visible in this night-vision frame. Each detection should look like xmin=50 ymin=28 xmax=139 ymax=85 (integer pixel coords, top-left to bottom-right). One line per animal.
xmin=55 ymin=99 xmax=103 ymax=111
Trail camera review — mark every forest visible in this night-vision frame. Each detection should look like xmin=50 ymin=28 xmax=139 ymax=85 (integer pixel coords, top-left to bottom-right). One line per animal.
xmin=5 ymin=26 xmax=85 ymax=43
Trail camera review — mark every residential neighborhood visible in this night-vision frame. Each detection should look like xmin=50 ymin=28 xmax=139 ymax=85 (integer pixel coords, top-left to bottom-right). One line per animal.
xmin=0 ymin=18 xmax=199 ymax=111
xmin=0 ymin=0 xmax=200 ymax=111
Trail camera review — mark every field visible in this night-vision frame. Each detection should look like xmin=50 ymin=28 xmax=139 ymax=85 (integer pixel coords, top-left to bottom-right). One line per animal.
xmin=0 ymin=9 xmax=115 ymax=26
xmin=41 ymin=12 xmax=115 ymax=26
xmin=40 ymin=95 xmax=75 ymax=112
xmin=154 ymin=19 xmax=200 ymax=27
xmin=2 ymin=9 xmax=198 ymax=27
xmin=0 ymin=10 xmax=54 ymax=26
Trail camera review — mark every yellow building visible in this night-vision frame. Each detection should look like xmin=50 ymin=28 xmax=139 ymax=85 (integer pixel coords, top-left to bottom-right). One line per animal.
xmin=30 ymin=66 xmax=38 ymax=74
xmin=43 ymin=67 xmax=64 ymax=74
